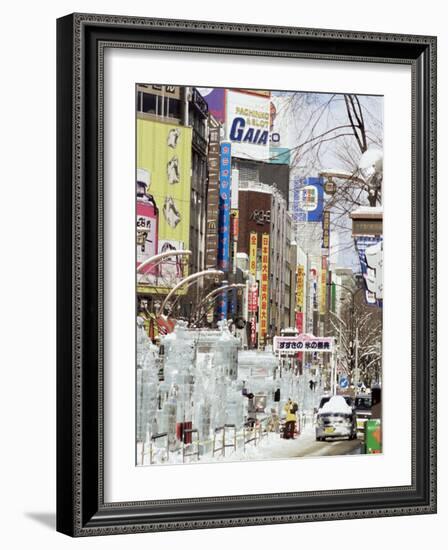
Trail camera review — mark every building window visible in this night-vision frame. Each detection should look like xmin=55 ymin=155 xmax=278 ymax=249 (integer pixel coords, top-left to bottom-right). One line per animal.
xmin=142 ymin=93 xmax=158 ymax=115
xmin=237 ymin=162 xmax=259 ymax=183
xmin=166 ymin=97 xmax=181 ymax=119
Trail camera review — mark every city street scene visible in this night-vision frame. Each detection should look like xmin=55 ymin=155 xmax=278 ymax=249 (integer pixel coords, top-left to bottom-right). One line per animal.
xmin=136 ymin=85 xmax=383 ymax=466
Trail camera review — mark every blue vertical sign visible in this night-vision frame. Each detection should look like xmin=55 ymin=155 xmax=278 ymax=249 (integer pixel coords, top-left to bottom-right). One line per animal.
xmin=294 ymin=176 xmax=324 ymax=222
xmin=217 ymin=142 xmax=232 ymax=320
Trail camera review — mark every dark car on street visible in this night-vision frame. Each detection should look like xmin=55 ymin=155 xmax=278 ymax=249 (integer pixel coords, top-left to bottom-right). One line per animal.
xmin=354 ymin=393 xmax=372 ymax=434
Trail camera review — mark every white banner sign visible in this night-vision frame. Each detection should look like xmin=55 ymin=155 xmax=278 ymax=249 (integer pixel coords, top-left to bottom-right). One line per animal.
xmin=273 ymin=336 xmax=334 ymax=353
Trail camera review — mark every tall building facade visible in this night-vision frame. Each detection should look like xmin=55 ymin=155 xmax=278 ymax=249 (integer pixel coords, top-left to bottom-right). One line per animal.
xmin=238 ymin=182 xmax=296 ymax=347
xmin=136 ymin=85 xmax=211 ymax=333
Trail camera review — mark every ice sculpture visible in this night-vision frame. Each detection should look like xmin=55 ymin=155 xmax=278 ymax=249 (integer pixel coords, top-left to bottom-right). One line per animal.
xmin=136 ymin=317 xmax=159 ymax=443
xmin=160 ymin=321 xmax=195 ymax=448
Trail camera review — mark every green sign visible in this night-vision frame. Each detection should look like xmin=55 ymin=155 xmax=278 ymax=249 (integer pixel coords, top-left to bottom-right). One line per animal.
xmin=364 ymin=419 xmax=382 ymax=454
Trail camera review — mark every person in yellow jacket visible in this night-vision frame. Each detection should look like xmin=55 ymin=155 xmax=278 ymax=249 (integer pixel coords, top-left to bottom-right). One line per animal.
xmin=283 ymin=398 xmax=298 ymax=439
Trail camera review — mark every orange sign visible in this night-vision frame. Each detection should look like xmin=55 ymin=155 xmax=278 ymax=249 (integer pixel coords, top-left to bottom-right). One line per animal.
xmin=320 ymin=256 xmax=327 ymax=315
xmin=296 ymin=265 xmax=304 ymax=311
xmin=249 ymin=232 xmax=257 ymax=276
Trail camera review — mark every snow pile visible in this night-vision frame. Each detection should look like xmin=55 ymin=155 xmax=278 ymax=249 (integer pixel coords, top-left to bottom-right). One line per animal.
xmin=320 ymin=396 xmax=352 ymax=414
xmin=351 ymin=206 xmax=383 ymax=216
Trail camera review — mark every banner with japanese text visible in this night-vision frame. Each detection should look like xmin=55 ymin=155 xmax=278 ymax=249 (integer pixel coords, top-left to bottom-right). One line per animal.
xmin=296 ymin=265 xmax=304 ymax=311
xmin=259 ymin=233 xmax=270 ymax=344
xmin=249 ymin=232 xmax=258 ymax=276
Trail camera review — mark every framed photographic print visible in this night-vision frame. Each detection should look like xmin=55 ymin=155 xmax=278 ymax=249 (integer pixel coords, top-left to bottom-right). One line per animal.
xmin=56 ymin=13 xmax=437 ymax=536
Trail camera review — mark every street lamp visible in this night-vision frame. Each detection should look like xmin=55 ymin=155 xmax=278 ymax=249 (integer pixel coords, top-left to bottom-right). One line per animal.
xmin=136 ymin=249 xmax=192 ymax=274
xmin=193 ymin=283 xmax=246 ymax=326
xmin=158 ymin=269 xmax=224 ymax=318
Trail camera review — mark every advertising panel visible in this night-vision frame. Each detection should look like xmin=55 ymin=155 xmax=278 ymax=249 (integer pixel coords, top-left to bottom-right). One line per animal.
xmin=249 ymin=232 xmax=258 ymax=276
xmin=137 ymin=119 xmax=192 ymax=293
xmin=226 ymin=90 xmax=271 ymax=161
xmin=230 ymin=209 xmax=239 ymax=274
xmin=295 ymin=311 xmax=304 ymax=333
xmin=320 ymin=256 xmax=327 ymax=315
xmin=250 ymin=316 xmax=257 ymax=348
xmin=217 ymin=142 xmax=232 ymax=320
xmin=199 ymin=87 xmax=226 ymax=123
xmin=322 ymin=209 xmax=330 ymax=251
xmin=136 ymin=168 xmax=158 ymax=276
xmin=296 ymin=265 xmax=305 ymax=311
xmin=295 ymin=311 xmax=304 ymax=364
xmin=248 ymin=283 xmax=259 ymax=313
xmin=217 ymin=142 xmax=232 ymax=271
xmin=354 ymin=235 xmax=383 ymax=307
xmin=259 ymin=234 xmax=270 ymax=344
xmin=205 ymin=125 xmax=220 ymax=269
xmin=293 ymin=176 xmax=324 ymax=223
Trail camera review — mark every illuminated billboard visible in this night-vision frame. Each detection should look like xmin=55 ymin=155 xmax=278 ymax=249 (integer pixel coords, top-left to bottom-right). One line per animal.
xmin=137 ymin=119 xmax=192 ymax=293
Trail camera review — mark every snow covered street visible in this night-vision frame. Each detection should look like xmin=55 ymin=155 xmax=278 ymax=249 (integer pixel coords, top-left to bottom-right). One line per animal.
xmin=138 ymin=423 xmax=362 ymax=466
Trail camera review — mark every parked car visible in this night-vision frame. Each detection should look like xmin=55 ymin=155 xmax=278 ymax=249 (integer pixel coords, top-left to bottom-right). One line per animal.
xmin=315 ymin=395 xmax=357 ymax=441
xmin=354 ymin=393 xmax=372 ymax=434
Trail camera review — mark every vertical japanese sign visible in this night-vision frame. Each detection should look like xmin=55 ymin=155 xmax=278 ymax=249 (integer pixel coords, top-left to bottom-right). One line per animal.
xmin=230 ymin=209 xmax=239 ymax=274
xmin=320 ymin=256 xmax=327 ymax=315
xmin=250 ymin=317 xmax=257 ymax=348
xmin=248 ymin=283 xmax=259 ymax=313
xmin=295 ymin=311 xmax=304 ymax=333
xmin=295 ymin=311 xmax=304 ymax=363
xmin=217 ymin=142 xmax=232 ymax=270
xmin=205 ymin=125 xmax=220 ymax=269
xmin=217 ymin=142 xmax=232 ymax=320
xmin=249 ymin=232 xmax=258 ymax=276
xmin=296 ymin=265 xmax=304 ymax=311
xmin=322 ymin=209 xmax=330 ymax=250
xmin=259 ymin=233 xmax=270 ymax=345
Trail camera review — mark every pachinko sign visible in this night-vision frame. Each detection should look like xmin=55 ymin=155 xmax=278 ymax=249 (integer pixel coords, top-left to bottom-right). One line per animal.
xmin=226 ymin=90 xmax=271 ymax=161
